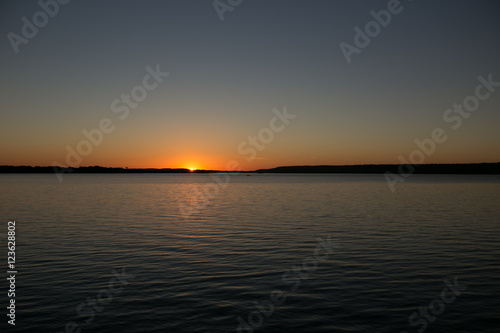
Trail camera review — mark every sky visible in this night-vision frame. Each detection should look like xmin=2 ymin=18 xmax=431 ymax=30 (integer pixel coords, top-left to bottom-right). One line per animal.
xmin=1 ymin=0 xmax=499 ymax=171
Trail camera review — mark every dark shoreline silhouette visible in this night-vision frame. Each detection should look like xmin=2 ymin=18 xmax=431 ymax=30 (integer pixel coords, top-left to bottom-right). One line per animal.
xmin=254 ymin=163 xmax=500 ymax=174
xmin=0 ymin=165 xmax=210 ymax=174
xmin=0 ymin=163 xmax=498 ymax=174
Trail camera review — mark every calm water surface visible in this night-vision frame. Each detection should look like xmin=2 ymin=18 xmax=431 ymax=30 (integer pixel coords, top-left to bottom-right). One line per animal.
xmin=0 ymin=173 xmax=499 ymax=332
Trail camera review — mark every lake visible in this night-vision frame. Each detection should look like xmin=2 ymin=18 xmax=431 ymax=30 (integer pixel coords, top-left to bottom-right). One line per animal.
xmin=1 ymin=173 xmax=499 ymax=332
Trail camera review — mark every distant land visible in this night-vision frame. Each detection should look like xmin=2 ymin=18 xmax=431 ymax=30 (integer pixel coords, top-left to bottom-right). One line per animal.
xmin=0 ymin=163 xmax=499 ymax=174
xmin=254 ymin=163 xmax=500 ymax=174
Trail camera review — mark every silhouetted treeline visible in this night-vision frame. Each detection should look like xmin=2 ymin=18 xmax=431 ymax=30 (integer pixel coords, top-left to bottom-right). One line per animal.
xmin=0 ymin=165 xmax=214 ymax=173
xmin=1 ymin=163 xmax=498 ymax=174
xmin=254 ymin=163 xmax=500 ymax=174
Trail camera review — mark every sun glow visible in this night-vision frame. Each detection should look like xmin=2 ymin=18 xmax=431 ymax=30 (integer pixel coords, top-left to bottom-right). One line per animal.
xmin=184 ymin=161 xmax=204 ymax=171
xmin=185 ymin=163 xmax=199 ymax=171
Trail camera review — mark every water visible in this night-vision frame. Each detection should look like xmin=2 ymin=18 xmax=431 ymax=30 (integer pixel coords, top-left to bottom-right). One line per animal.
xmin=0 ymin=173 xmax=499 ymax=332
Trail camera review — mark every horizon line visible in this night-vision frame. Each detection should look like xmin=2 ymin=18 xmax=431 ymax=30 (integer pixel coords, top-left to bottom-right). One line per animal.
xmin=1 ymin=162 xmax=499 ymax=174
